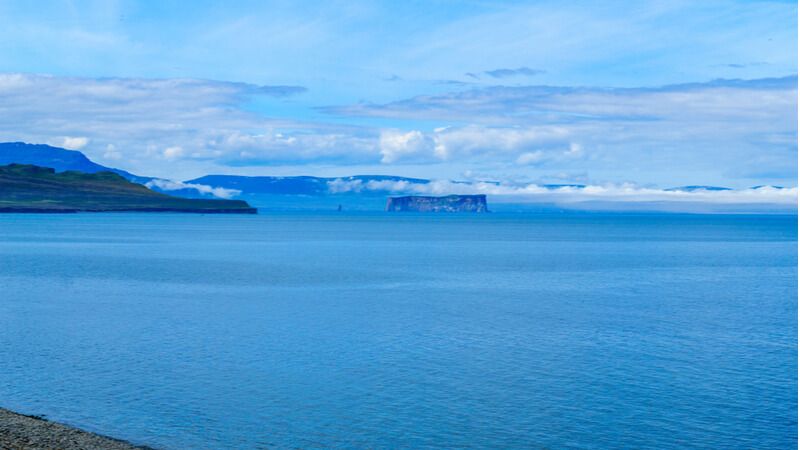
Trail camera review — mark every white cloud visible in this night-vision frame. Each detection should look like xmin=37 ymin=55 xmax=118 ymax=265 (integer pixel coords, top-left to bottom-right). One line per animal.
xmin=103 ymin=144 xmax=122 ymax=160
xmin=516 ymin=151 xmax=545 ymax=165
xmin=162 ymin=146 xmax=184 ymax=160
xmin=145 ymin=178 xmax=241 ymax=199
xmin=379 ymin=130 xmax=434 ymax=163
xmin=374 ymin=125 xmax=582 ymax=165
xmin=433 ymin=125 xmax=571 ymax=160
xmin=564 ymin=143 xmax=582 ymax=158
xmin=214 ymin=130 xmax=375 ymax=164
xmin=49 ymin=136 xmax=88 ymax=150
xmin=327 ymin=178 xmax=424 ymax=194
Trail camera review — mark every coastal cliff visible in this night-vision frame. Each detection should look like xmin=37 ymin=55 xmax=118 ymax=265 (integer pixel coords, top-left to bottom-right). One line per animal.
xmin=386 ymin=195 xmax=488 ymax=212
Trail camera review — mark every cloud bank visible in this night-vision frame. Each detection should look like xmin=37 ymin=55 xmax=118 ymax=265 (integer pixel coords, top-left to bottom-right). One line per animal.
xmin=0 ymin=73 xmax=370 ymax=170
xmin=331 ymin=76 xmax=798 ymax=185
xmin=326 ymin=178 xmax=797 ymax=207
xmin=0 ymin=72 xmax=795 ymax=190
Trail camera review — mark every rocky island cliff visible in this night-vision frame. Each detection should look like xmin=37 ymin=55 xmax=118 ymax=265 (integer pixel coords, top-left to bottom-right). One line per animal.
xmin=385 ymin=195 xmax=488 ymax=212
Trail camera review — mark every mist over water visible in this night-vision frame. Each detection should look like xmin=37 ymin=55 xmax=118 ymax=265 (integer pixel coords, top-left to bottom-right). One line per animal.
xmin=0 ymin=212 xmax=796 ymax=449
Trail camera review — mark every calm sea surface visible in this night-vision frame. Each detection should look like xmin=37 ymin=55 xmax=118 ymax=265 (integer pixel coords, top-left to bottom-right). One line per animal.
xmin=0 ymin=212 xmax=796 ymax=449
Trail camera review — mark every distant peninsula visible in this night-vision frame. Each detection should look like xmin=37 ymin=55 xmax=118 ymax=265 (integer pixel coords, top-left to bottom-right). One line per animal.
xmin=0 ymin=164 xmax=256 ymax=213
xmin=386 ymin=195 xmax=488 ymax=212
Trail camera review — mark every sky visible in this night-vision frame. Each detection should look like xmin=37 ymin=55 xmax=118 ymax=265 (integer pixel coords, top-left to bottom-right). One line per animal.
xmin=0 ymin=0 xmax=796 ymax=192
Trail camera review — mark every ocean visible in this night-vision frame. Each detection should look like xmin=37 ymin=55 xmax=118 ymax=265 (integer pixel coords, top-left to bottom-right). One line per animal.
xmin=0 ymin=212 xmax=796 ymax=449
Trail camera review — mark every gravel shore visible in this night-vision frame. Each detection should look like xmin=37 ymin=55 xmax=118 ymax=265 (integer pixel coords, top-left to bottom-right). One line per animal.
xmin=0 ymin=408 xmax=153 ymax=450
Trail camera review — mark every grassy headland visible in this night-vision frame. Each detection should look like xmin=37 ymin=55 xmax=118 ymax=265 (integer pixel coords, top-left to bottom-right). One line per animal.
xmin=0 ymin=164 xmax=256 ymax=213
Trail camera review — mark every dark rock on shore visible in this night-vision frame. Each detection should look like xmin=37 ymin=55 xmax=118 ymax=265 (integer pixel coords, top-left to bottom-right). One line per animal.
xmin=386 ymin=195 xmax=488 ymax=212
xmin=0 ymin=408 xmax=154 ymax=450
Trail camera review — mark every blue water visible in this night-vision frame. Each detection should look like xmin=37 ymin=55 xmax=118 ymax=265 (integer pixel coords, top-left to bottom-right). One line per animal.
xmin=0 ymin=212 xmax=796 ymax=449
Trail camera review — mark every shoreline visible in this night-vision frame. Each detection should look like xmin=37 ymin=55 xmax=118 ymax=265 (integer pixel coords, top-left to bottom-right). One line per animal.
xmin=0 ymin=408 xmax=154 ymax=450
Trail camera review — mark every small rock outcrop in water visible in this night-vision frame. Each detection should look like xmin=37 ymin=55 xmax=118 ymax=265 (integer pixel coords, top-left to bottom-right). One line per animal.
xmin=385 ymin=195 xmax=488 ymax=212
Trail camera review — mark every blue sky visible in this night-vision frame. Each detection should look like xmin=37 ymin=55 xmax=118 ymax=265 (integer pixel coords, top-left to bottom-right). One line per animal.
xmin=0 ymin=0 xmax=795 ymax=189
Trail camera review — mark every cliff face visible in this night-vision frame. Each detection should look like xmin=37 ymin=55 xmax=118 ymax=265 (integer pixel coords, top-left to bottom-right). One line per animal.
xmin=385 ymin=195 xmax=488 ymax=212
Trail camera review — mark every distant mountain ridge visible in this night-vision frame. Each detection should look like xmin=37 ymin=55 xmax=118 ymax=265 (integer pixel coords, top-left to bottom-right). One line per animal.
xmin=0 ymin=142 xmax=150 ymax=183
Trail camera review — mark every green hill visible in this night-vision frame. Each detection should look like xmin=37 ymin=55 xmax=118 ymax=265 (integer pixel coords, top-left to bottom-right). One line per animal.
xmin=0 ymin=164 xmax=256 ymax=213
